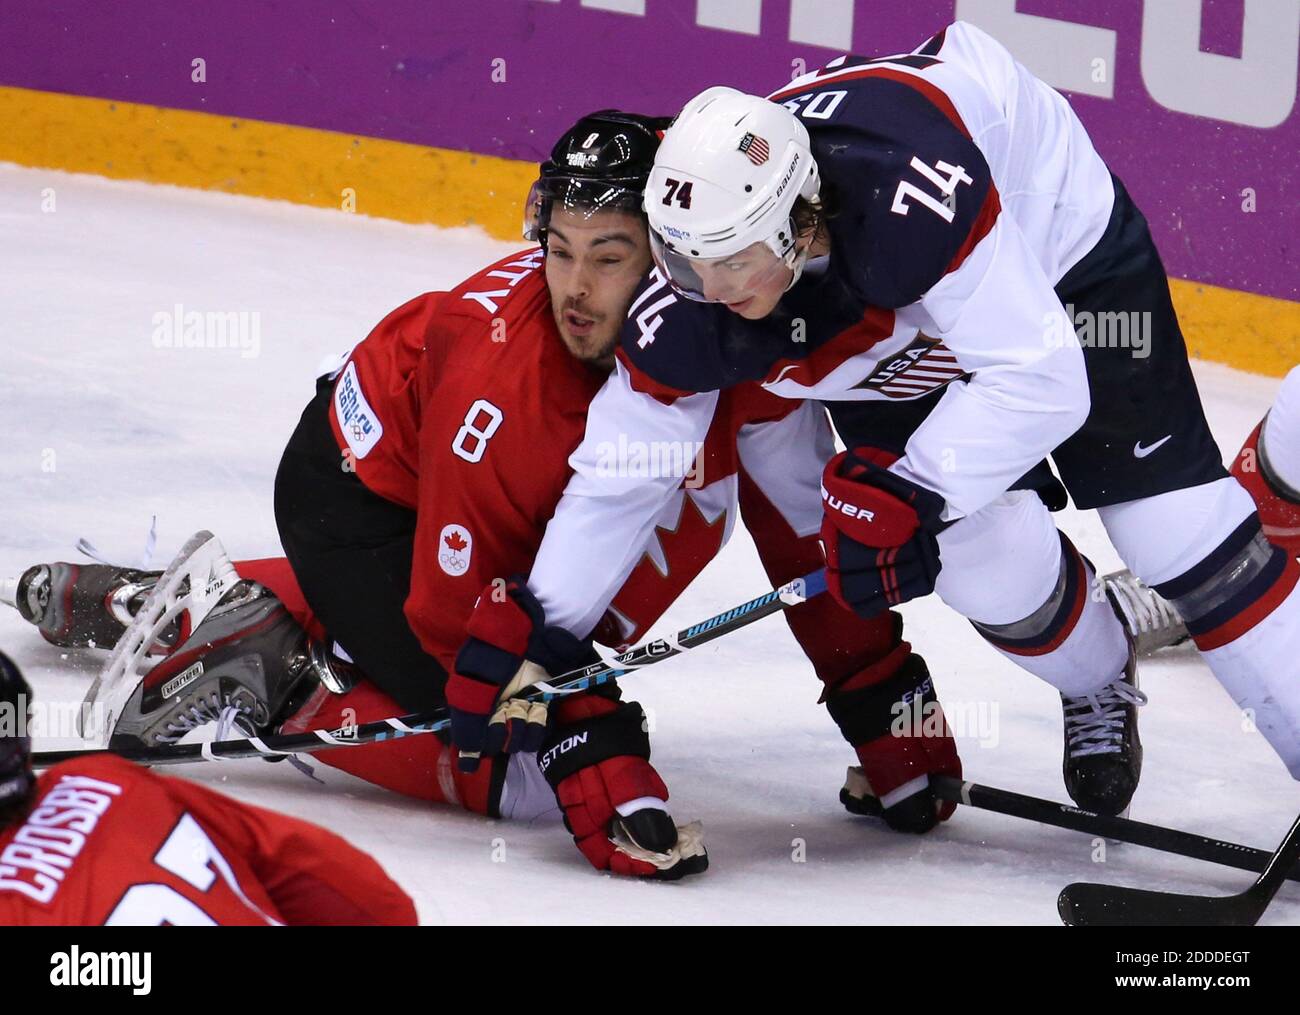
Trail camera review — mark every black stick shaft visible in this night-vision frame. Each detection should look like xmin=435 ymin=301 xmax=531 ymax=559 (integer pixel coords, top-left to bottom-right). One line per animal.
xmin=33 ymin=571 xmax=823 ymax=768
xmin=933 ymin=776 xmax=1300 ymax=883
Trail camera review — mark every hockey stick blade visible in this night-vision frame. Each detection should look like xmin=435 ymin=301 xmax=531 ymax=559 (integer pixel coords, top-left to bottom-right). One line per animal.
xmin=1057 ymin=882 xmax=1262 ymax=927
xmin=1059 ymin=810 xmax=1300 ymax=926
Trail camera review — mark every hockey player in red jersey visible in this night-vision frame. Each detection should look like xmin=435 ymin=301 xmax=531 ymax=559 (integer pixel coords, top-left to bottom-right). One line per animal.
xmin=0 ymin=652 xmax=416 ymax=926
xmin=454 ymin=22 xmax=1300 ymax=819
xmin=5 ymin=111 xmax=960 ymax=879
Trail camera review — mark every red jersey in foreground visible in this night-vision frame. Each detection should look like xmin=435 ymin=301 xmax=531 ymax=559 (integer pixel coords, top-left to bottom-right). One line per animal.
xmin=0 ymin=754 xmax=416 ymax=925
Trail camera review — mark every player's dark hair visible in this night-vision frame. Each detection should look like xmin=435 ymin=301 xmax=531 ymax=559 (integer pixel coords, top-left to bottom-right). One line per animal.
xmin=0 ymin=652 xmax=37 ymax=827
xmin=792 ymin=183 xmax=838 ymax=249
xmin=524 ymin=110 xmax=672 ymax=247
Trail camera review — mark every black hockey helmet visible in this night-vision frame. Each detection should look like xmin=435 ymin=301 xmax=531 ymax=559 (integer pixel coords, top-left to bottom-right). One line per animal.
xmin=0 ymin=651 xmax=36 ymax=823
xmin=524 ymin=110 xmax=672 ymax=246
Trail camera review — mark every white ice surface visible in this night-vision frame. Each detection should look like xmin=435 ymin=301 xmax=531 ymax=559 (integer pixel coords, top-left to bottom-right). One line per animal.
xmin=1 ymin=163 xmax=1296 ymax=925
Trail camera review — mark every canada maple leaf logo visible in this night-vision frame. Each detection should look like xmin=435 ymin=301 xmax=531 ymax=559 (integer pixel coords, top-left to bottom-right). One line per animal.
xmin=443 ymin=531 xmax=468 ymax=553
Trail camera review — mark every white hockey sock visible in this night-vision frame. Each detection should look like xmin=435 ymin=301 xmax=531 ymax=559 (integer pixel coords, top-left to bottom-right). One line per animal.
xmin=1201 ymin=581 xmax=1300 ymax=778
xmin=935 ymin=491 xmax=1128 ymax=698
xmin=979 ymin=555 xmax=1129 ymax=698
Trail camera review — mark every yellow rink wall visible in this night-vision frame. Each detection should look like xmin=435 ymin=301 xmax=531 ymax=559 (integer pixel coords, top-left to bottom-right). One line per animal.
xmin=0 ymin=86 xmax=537 ymax=239
xmin=2 ymin=84 xmax=1296 ymax=379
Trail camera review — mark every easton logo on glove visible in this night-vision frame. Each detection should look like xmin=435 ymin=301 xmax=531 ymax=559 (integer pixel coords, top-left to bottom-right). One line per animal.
xmin=537 ymin=730 xmax=590 ymax=774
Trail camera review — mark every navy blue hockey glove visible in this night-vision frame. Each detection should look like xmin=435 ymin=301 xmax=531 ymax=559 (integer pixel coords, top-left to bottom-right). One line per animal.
xmin=447 ymin=578 xmax=597 ymax=773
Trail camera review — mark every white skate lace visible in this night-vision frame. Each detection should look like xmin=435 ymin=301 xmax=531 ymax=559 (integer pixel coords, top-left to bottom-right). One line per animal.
xmin=1063 ymin=679 xmax=1149 ymax=757
xmin=157 ymin=692 xmax=322 ymax=782
xmin=1103 ymin=570 xmax=1180 ymax=636
xmin=156 ymin=692 xmax=255 ymax=744
xmin=76 ymin=515 xmax=158 ymax=570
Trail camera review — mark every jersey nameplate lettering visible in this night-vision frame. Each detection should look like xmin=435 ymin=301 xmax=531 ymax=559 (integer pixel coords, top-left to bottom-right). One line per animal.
xmin=0 ymin=775 xmax=123 ymax=904
xmin=461 ymin=249 xmax=545 ymax=315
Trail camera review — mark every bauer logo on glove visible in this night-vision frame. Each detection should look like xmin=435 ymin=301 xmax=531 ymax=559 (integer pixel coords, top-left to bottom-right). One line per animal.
xmin=820 ymin=448 xmax=948 ymax=617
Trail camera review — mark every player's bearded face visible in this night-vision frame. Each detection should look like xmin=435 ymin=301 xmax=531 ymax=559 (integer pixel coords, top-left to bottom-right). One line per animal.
xmin=544 ymin=208 xmax=652 ymax=368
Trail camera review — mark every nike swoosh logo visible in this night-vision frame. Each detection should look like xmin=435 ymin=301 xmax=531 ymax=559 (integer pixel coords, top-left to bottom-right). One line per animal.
xmin=1133 ymin=435 xmax=1173 ymax=458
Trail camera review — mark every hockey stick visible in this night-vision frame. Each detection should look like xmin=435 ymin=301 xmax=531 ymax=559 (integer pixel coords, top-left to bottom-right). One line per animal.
xmin=33 ymin=571 xmax=825 ymax=768
xmin=1056 ymin=809 xmax=1300 ymax=926
xmin=848 ymin=774 xmax=1300 ymax=886
xmin=929 ymin=776 xmax=1300 ymax=886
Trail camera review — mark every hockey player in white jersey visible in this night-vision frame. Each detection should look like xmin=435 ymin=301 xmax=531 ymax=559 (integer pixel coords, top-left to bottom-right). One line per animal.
xmin=442 ymin=22 xmax=1300 ymax=820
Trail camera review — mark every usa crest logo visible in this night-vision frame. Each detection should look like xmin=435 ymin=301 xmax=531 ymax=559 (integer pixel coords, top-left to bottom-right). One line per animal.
xmin=738 ymin=132 xmax=770 ymax=165
xmin=856 ymin=336 xmax=966 ymax=399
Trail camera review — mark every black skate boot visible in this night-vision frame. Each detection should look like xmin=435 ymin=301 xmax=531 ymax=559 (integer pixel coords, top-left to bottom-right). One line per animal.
xmin=1060 ymin=644 xmax=1146 ymax=815
xmin=1101 ymin=569 xmax=1188 ymax=656
xmin=2 ymin=562 xmax=163 ymax=650
xmin=107 ymin=580 xmax=353 ymax=750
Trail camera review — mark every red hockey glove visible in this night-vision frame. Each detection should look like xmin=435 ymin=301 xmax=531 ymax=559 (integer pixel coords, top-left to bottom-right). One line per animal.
xmin=820 ymin=448 xmax=947 ymax=617
xmin=539 ymin=695 xmax=707 ymax=879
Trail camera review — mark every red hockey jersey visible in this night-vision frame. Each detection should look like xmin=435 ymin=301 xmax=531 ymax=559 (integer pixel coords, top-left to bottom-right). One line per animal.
xmin=0 ymin=754 xmax=416 ymax=925
xmin=327 ymin=289 xmax=442 ymax=510
xmin=325 ymin=247 xmax=803 ymax=669
xmin=400 ymin=249 xmax=607 ymax=669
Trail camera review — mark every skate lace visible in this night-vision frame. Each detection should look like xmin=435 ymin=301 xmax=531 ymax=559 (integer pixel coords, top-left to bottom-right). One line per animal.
xmin=77 ymin=515 xmax=158 ymax=570
xmin=155 ymin=693 xmax=322 ymax=782
xmin=1103 ymin=570 xmax=1181 ymax=636
xmin=156 ymin=692 xmax=255 ymax=744
xmin=1063 ymin=680 xmax=1148 ymax=757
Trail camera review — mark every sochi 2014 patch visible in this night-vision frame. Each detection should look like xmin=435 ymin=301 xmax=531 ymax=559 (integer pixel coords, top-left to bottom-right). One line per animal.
xmin=334 ymin=360 xmax=384 ymax=459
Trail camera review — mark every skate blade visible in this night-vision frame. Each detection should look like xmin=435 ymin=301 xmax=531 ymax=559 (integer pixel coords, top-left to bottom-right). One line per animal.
xmin=79 ymin=531 xmax=238 ymax=745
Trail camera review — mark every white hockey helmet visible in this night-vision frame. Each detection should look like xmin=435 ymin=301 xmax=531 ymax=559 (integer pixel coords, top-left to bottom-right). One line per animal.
xmin=646 ymin=86 xmax=821 ymax=304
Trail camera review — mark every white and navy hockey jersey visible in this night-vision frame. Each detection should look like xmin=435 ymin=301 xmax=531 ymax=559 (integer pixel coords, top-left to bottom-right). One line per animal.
xmin=531 ymin=21 xmax=1117 ymax=636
